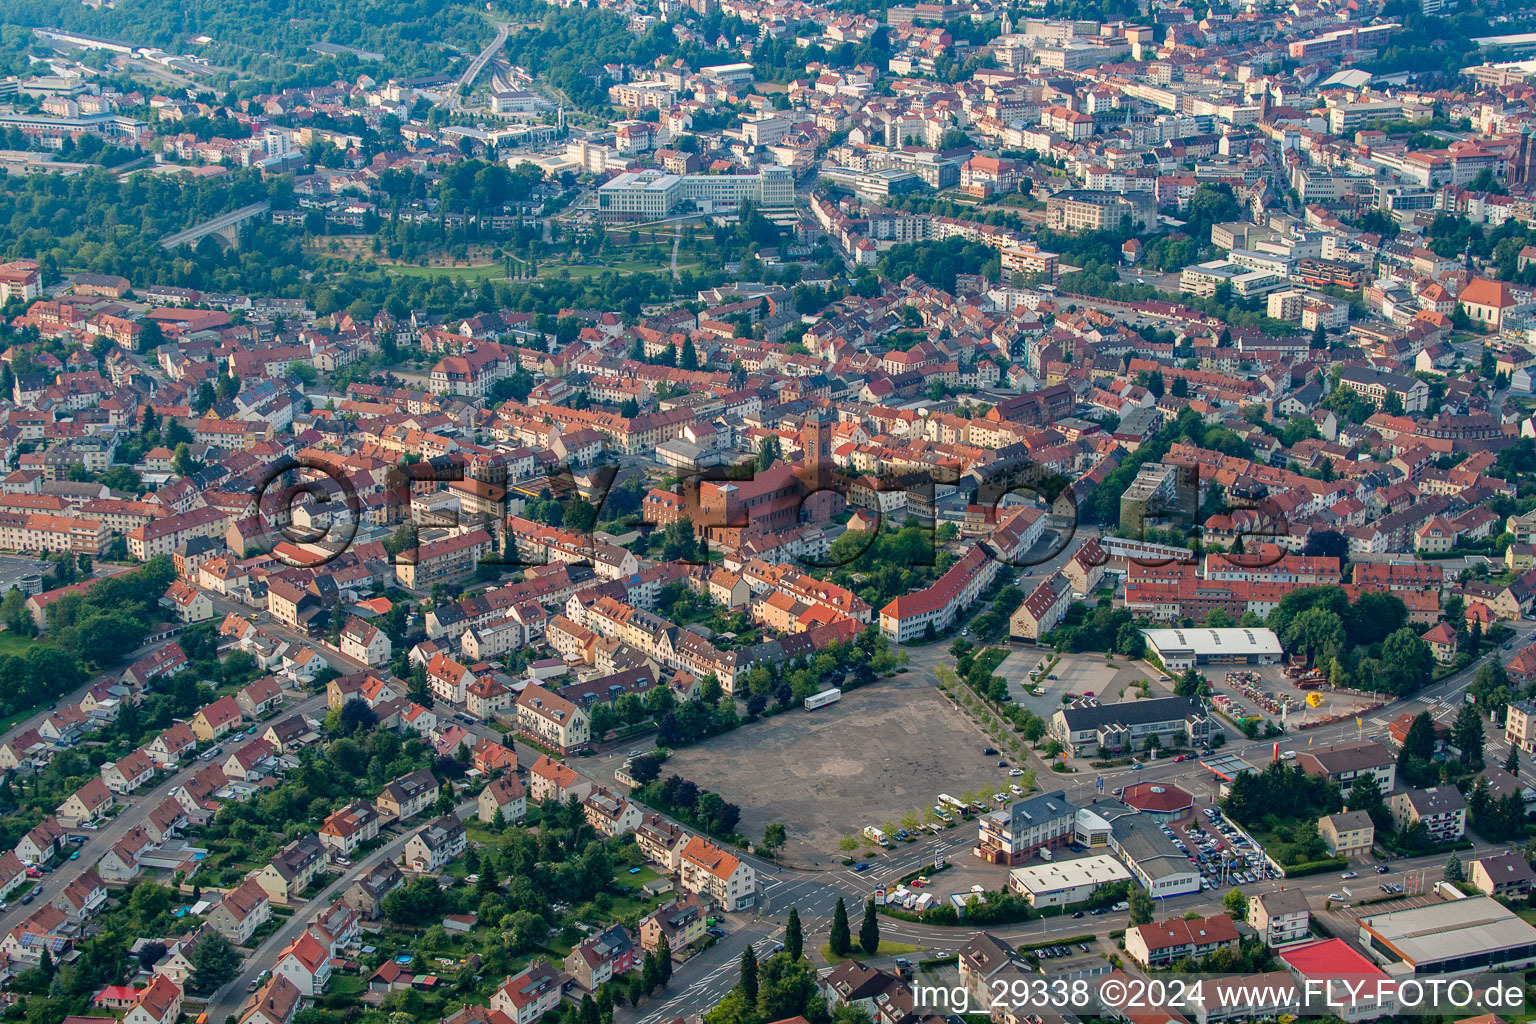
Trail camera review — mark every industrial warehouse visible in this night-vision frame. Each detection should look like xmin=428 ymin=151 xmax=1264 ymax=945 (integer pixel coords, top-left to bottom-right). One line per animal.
xmin=1141 ymin=627 xmax=1284 ymax=671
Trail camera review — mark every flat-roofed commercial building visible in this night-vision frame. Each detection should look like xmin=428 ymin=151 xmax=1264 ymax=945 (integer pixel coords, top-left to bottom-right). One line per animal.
xmin=1358 ymin=897 xmax=1536 ymax=974
xmin=1007 ymin=853 xmax=1132 ymax=907
xmin=1141 ymin=627 xmax=1283 ymax=671
xmin=595 ymin=167 xmax=793 ymax=222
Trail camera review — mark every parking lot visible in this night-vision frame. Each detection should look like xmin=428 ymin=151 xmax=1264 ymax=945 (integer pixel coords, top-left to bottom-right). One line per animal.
xmin=0 ymin=555 xmax=52 ymax=596
xmin=661 ymin=671 xmax=1011 ymax=862
xmin=1316 ymin=870 xmax=1437 ymax=932
xmin=1155 ymin=805 xmax=1279 ymax=893
xmin=999 ymin=651 xmax=1158 ymax=724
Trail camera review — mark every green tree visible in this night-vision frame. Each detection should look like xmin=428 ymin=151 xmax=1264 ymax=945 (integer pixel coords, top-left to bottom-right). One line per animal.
xmin=1348 ymin=773 xmax=1388 ymax=828
xmin=188 ymin=932 xmax=242 ymax=993
xmin=858 ymin=899 xmax=880 ymax=955
xmin=1282 ymin=606 xmax=1345 ymax=666
xmin=1380 ymin=628 xmax=1433 ymax=695
xmin=785 ymin=907 xmax=803 ymax=960
xmin=657 ymin=933 xmax=672 ymax=984
xmin=1445 ymin=852 xmax=1463 ymax=882
xmin=1451 ymin=703 xmax=1484 ymax=766
xmin=1223 ymin=888 xmax=1247 ymax=918
xmin=172 ymin=442 xmax=201 ymax=477
xmin=1128 ymin=886 xmax=1154 ymax=926
xmin=739 ymin=946 xmax=758 ymax=1002
xmin=757 ymin=435 xmax=782 ymax=471
xmin=762 ymin=823 xmax=787 ymax=854
xmin=0 ymin=588 xmax=34 ymax=637
xmin=829 ymin=898 xmax=852 ymax=956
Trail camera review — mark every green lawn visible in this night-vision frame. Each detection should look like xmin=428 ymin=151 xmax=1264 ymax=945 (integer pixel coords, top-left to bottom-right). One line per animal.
xmin=373 ymin=255 xmax=699 ymax=285
xmin=383 ymin=262 xmax=507 ymax=282
xmin=616 ymin=864 xmax=661 ymax=886
xmin=819 ymin=940 xmax=920 ymax=965
xmin=0 ymin=632 xmax=38 ymax=657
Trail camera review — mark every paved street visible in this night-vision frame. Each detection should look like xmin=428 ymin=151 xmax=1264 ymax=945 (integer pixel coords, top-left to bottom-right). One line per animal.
xmin=9 ymin=529 xmax=1531 ymax=1024
xmin=606 ymin=598 xmax=1536 ymax=1023
xmin=203 ymin=797 xmax=479 ymax=1023
xmin=0 ymin=685 xmax=329 ymax=938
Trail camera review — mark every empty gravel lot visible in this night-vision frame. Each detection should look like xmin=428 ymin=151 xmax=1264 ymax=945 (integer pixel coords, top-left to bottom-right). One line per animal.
xmin=662 ymin=671 xmax=1008 ymax=861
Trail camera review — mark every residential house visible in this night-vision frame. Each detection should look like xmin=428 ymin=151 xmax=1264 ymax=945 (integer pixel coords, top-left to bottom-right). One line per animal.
xmin=3 ymin=904 xmax=70 ymax=964
xmin=402 ymin=814 xmax=467 ymax=874
xmin=490 ymin=962 xmax=566 ymax=1024
xmin=1125 ymin=914 xmax=1239 ymax=967
xmin=515 ymin=683 xmax=589 ymax=753
xmin=123 ymin=975 xmax=182 ymax=1024
xmin=253 ymin=835 xmax=327 ymax=904
xmin=1470 ymin=852 xmax=1536 ymax=898
xmin=273 ymin=931 xmax=331 ymax=996
xmin=478 ymin=776 xmax=527 ymax=825
xmin=146 ymin=723 xmax=198 ymax=765
xmin=100 ymin=750 xmax=155 ymax=794
xmin=563 ymin=925 xmax=637 ymax=991
xmin=237 ymin=677 xmax=286 ymax=718
xmin=207 ymin=877 xmax=272 ymax=945
xmin=95 ymin=826 xmax=155 ymax=882
xmin=1247 ymin=889 xmax=1310 ymax=947
xmin=342 ymin=859 xmax=403 ymax=920
xmin=376 ymin=768 xmax=439 ymax=821
xmin=56 ymin=778 xmax=115 ymax=827
xmin=1317 ymin=810 xmax=1374 ymax=859
xmin=15 ymin=817 xmax=69 ymax=865
xmin=527 ymin=755 xmax=593 ymax=804
xmin=583 ymin=787 xmax=644 ymax=837
xmin=50 ymin=869 xmax=107 ymax=923
xmin=1297 ymin=741 xmax=1397 ymax=792
xmin=634 ymin=814 xmax=689 ymax=872
xmin=1388 ymin=787 xmax=1468 ymax=843
xmin=340 ymin=617 xmax=392 ymax=667
xmin=319 ymin=802 xmax=383 ymax=858
xmin=240 ymin=975 xmax=303 ymax=1024
xmin=191 ymin=695 xmax=245 ymax=742
xmin=638 ymin=893 xmax=706 ymax=953
xmin=957 ymin=932 xmax=1024 ymax=1007
xmin=679 ymin=835 xmax=756 ymax=910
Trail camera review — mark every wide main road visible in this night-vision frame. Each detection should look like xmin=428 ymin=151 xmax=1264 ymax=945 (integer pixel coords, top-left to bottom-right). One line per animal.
xmin=451 ymin=21 xmax=510 ymax=110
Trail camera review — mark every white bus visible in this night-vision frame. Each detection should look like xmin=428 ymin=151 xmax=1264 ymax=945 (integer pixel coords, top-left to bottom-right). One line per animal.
xmin=938 ymin=793 xmax=967 ymax=812
xmin=805 ymin=688 xmax=842 ymax=711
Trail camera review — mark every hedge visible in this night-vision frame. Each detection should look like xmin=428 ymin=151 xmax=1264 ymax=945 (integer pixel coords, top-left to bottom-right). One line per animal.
xmin=1283 ymin=857 xmax=1349 ymax=877
xmin=1016 ymin=934 xmax=1096 ymax=953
